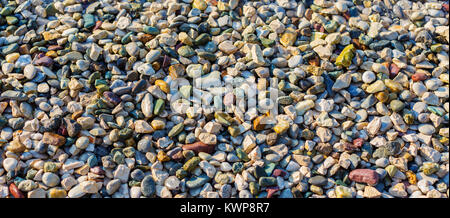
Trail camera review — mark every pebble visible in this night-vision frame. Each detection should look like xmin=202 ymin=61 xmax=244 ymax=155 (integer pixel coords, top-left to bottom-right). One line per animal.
xmin=2 ymin=158 xmax=17 ymax=172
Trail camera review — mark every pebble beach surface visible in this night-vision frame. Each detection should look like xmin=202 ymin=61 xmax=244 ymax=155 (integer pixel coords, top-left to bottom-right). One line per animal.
xmin=0 ymin=0 xmax=449 ymax=198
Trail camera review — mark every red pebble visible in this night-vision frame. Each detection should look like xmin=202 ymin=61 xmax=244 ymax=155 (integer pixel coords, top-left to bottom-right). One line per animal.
xmin=93 ymin=21 xmax=102 ymax=31
xmin=58 ymin=126 xmax=67 ymax=136
xmin=319 ymin=25 xmax=325 ymax=33
xmin=443 ymin=3 xmax=449 ymax=12
xmin=352 ymin=138 xmax=364 ymax=148
xmin=182 ymin=142 xmax=215 ymax=154
xmin=344 ymin=142 xmax=358 ymax=152
xmin=170 ymin=150 xmax=184 ymax=160
xmin=272 ymin=169 xmax=287 ymax=177
xmin=342 ymin=12 xmax=350 ymax=20
xmin=266 ymin=186 xmax=279 ymax=198
xmin=90 ymin=166 xmax=105 ymax=175
xmin=9 ymin=183 xmax=24 ymax=198
xmin=349 ymin=169 xmax=379 ymax=185
xmin=411 ymin=73 xmax=428 ymax=82
xmin=389 ymin=63 xmax=400 ymax=79
xmin=48 ymin=45 xmax=63 ymax=51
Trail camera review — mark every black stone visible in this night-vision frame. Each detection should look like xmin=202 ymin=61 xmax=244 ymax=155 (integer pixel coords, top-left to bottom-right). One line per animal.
xmin=131 ymin=79 xmax=147 ymax=95
xmin=141 ymin=175 xmax=156 ymax=197
xmin=64 ymin=118 xmax=81 ymax=137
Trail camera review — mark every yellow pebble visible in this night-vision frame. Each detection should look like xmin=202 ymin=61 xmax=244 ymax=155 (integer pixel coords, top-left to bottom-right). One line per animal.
xmin=310 ymin=185 xmax=323 ymax=195
xmin=186 ymin=107 xmax=197 ymax=119
xmin=217 ymin=1 xmax=229 ymax=11
xmin=73 ymin=13 xmax=82 ymax=21
xmin=368 ymin=14 xmax=380 ymax=22
xmin=273 ymin=121 xmax=289 ymax=134
xmin=406 ymin=171 xmax=417 ymax=185
xmin=401 ymin=152 xmax=413 ymax=162
xmin=193 ymin=0 xmax=207 ymax=10
xmin=155 ymin=80 xmax=170 ymax=93
xmin=151 ymin=119 xmax=166 ymax=130
xmin=439 ymin=73 xmax=449 ymax=83
xmin=335 ymin=186 xmax=352 ymax=198
xmin=74 ymin=164 xmax=90 ymax=175
xmin=42 ymin=31 xmax=61 ymax=41
xmin=363 ymin=0 xmax=372 ymax=8
xmin=46 ymin=50 xmax=58 ymax=58
xmin=48 ymin=188 xmax=67 ymax=198
xmin=5 ymin=53 xmax=20 ymax=63
xmin=280 ymin=30 xmax=297 ymax=47
xmin=157 ymin=150 xmax=170 ymax=162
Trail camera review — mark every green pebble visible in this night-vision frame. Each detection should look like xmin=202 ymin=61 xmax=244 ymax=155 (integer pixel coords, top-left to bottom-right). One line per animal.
xmin=178 ymin=46 xmax=195 ymax=57
xmin=198 ymin=51 xmax=216 ymax=61
xmin=26 ymin=169 xmax=37 ymax=180
xmin=385 ymin=165 xmax=398 ymax=178
xmin=121 ymin=32 xmax=133 ymax=44
xmin=421 ymin=162 xmax=439 ymax=175
xmin=60 ymin=78 xmax=70 ymax=90
xmin=264 ymin=163 xmax=277 ymax=176
xmin=45 ymin=3 xmax=59 ymax=16
xmin=324 ymin=20 xmax=338 ymax=33
xmin=430 ymin=44 xmax=443 ymax=53
xmin=153 ymin=99 xmax=165 ymax=115
xmin=232 ymin=162 xmax=244 ymax=174
xmin=236 ymin=148 xmax=249 ymax=162
xmin=168 ymin=123 xmax=184 ymax=138
xmin=427 ymin=106 xmax=444 ymax=116
xmin=390 ymin=100 xmax=405 ymax=112
xmin=44 ymin=162 xmax=58 ymax=173
xmin=83 ymin=14 xmax=95 ymax=28
xmin=183 ymin=157 xmax=201 ymax=172
xmin=249 ymin=182 xmax=259 ymax=195
xmin=118 ymin=128 xmax=133 ymax=141
xmin=183 ymin=150 xmax=195 ymax=160
xmin=129 ymin=180 xmax=141 ymax=187
xmin=179 ymin=85 xmax=192 ymax=99
xmin=260 ymin=38 xmax=275 ymax=47
xmin=6 ymin=16 xmax=18 ymax=25
xmin=176 ymin=169 xmax=188 ymax=179
xmin=113 ymin=151 xmax=125 ymax=164
xmin=194 ymin=33 xmax=210 ymax=45
xmin=143 ymin=26 xmax=160 ymax=35
xmin=123 ymin=147 xmax=136 ymax=158
xmin=0 ymin=6 xmax=14 ymax=16
xmin=88 ymin=72 xmax=101 ymax=84
xmin=259 ymin=176 xmax=277 ymax=187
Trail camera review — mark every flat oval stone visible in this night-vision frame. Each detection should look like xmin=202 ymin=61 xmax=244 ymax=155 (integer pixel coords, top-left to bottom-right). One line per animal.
xmin=182 ymin=141 xmax=215 ymax=154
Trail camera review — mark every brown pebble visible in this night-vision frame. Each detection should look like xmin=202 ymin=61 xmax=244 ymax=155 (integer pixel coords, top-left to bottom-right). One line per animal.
xmin=182 ymin=142 xmax=215 ymax=154
xmin=349 ymin=169 xmax=379 ymax=185
xmin=411 ymin=73 xmax=428 ymax=82
xmin=42 ymin=132 xmax=66 ymax=146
